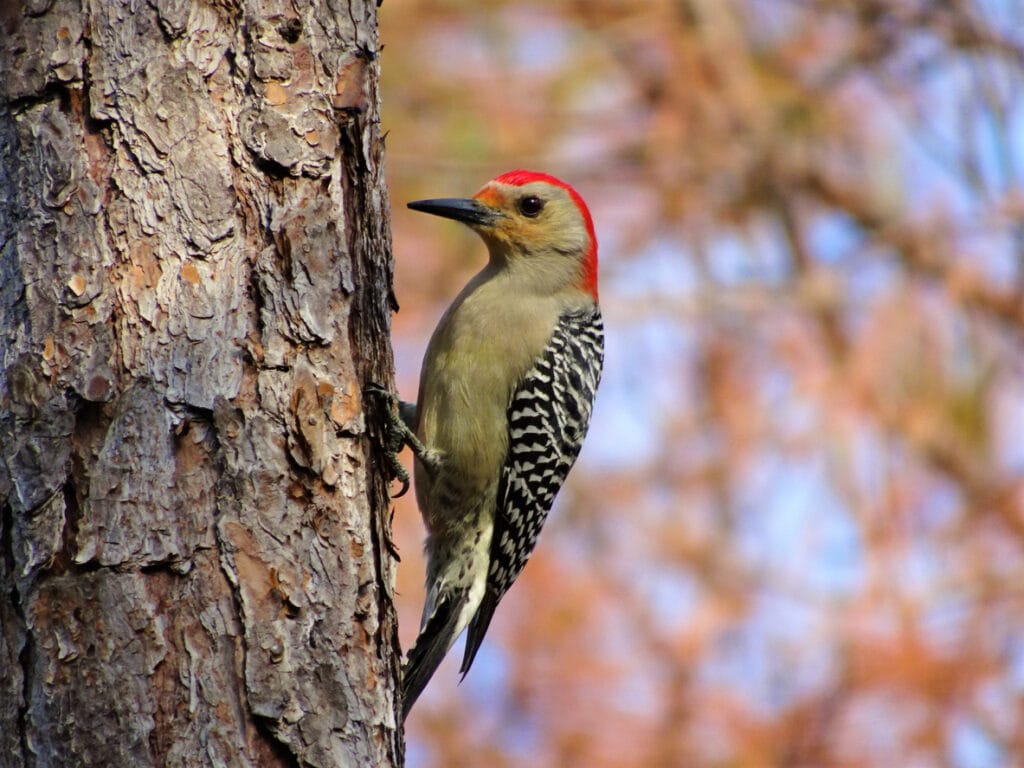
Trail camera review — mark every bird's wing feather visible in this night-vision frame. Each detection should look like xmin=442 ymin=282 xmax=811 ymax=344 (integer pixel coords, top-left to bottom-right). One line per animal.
xmin=461 ymin=306 xmax=604 ymax=674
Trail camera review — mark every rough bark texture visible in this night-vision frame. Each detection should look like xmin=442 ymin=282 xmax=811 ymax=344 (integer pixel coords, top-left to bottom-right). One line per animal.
xmin=0 ymin=1 xmax=403 ymax=766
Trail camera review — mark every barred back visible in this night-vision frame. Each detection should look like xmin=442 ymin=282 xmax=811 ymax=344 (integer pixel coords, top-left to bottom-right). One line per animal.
xmin=459 ymin=305 xmax=604 ymax=675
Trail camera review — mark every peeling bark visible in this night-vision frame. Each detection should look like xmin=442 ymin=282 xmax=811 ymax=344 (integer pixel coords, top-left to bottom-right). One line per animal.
xmin=1 ymin=1 xmax=403 ymax=766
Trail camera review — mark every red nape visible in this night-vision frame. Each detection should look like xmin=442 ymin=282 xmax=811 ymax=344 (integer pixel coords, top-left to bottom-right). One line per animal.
xmin=492 ymin=169 xmax=599 ymax=300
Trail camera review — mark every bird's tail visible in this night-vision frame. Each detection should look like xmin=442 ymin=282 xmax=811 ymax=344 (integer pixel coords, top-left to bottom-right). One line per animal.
xmin=401 ymin=594 xmax=465 ymax=720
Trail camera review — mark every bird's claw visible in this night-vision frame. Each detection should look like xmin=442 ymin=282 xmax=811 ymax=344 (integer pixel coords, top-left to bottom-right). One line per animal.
xmin=393 ymin=476 xmax=410 ymax=498
xmin=365 ymin=383 xmax=416 ymax=497
xmin=363 ymin=382 xmax=395 ymax=402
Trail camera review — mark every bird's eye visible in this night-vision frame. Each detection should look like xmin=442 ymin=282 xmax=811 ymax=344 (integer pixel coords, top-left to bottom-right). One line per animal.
xmin=518 ymin=195 xmax=545 ymax=218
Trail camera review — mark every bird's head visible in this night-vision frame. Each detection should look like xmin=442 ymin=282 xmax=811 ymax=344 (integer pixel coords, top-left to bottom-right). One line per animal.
xmin=408 ymin=170 xmax=598 ymax=300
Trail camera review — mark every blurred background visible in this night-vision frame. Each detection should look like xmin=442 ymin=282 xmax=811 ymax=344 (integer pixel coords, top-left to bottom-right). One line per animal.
xmin=378 ymin=1 xmax=1024 ymax=766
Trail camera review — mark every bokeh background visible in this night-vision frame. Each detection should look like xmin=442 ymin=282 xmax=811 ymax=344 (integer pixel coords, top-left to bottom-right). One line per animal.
xmin=378 ymin=2 xmax=1024 ymax=766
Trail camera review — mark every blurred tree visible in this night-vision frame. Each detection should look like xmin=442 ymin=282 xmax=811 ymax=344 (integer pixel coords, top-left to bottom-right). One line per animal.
xmin=382 ymin=1 xmax=1024 ymax=766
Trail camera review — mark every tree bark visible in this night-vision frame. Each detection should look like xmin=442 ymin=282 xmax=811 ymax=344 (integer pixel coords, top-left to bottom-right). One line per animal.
xmin=0 ymin=1 xmax=403 ymax=766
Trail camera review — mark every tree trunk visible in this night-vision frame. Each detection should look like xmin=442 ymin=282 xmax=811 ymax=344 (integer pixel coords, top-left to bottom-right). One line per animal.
xmin=0 ymin=1 xmax=403 ymax=766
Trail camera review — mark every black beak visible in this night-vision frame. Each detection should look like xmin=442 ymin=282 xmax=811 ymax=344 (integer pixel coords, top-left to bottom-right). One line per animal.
xmin=407 ymin=198 xmax=501 ymax=227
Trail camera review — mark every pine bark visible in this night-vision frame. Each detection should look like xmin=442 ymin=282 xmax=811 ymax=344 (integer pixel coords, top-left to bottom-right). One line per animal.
xmin=0 ymin=1 xmax=403 ymax=766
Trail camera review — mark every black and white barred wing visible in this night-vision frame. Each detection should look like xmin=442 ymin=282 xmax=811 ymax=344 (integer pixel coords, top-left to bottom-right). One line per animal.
xmin=460 ymin=306 xmax=604 ymax=674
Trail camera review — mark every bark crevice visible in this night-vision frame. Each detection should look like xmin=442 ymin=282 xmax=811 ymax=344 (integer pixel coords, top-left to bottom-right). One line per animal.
xmin=1 ymin=0 xmax=402 ymax=764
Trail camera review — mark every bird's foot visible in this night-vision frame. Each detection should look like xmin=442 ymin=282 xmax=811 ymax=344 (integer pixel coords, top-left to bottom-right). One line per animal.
xmin=365 ymin=384 xmax=416 ymax=497
xmin=365 ymin=384 xmax=441 ymax=495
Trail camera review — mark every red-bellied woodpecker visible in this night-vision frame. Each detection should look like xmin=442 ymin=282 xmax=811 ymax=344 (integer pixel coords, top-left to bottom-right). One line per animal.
xmin=392 ymin=170 xmax=603 ymax=719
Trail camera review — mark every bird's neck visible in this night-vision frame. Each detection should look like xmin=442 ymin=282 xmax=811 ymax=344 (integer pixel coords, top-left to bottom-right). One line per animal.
xmin=483 ymin=242 xmax=594 ymax=301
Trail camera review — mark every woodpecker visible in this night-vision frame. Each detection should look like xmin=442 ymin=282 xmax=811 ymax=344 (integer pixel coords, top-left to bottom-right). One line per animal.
xmin=389 ymin=170 xmax=603 ymax=719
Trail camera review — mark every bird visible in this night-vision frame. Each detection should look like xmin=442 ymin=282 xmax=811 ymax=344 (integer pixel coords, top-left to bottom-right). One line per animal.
xmin=389 ymin=169 xmax=603 ymax=719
